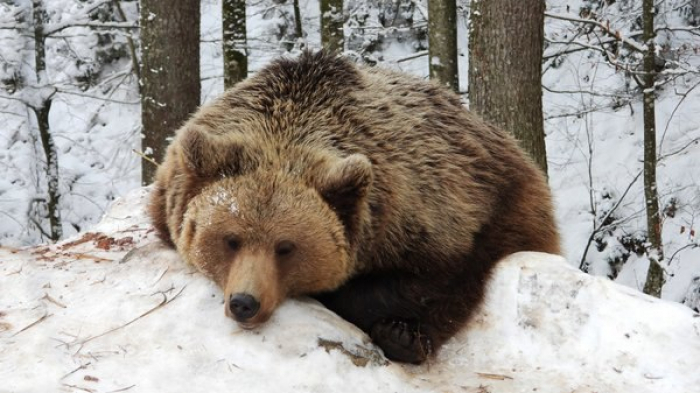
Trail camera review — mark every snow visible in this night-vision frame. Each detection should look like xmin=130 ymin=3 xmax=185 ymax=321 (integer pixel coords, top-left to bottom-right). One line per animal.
xmin=1 ymin=0 xmax=700 ymax=372
xmin=1 ymin=188 xmax=699 ymax=393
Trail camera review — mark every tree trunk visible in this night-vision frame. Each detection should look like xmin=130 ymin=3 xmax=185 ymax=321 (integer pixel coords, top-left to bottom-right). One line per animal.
xmin=223 ymin=0 xmax=247 ymax=89
xmin=641 ymin=0 xmax=665 ymax=298
xmin=114 ymin=0 xmax=141 ymax=89
xmin=320 ymin=0 xmax=344 ymax=52
xmin=427 ymin=0 xmax=458 ymax=91
xmin=293 ymin=0 xmax=303 ymax=41
xmin=32 ymin=0 xmax=62 ymax=242
xmin=468 ymin=0 xmax=548 ymax=175
xmin=140 ymin=0 xmax=201 ymax=185
xmin=691 ymin=0 xmax=700 ymax=25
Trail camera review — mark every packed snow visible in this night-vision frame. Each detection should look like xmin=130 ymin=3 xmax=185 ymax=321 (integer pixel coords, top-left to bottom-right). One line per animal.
xmin=1 ymin=1 xmax=700 ymax=390
xmin=1 ymin=188 xmax=699 ymax=393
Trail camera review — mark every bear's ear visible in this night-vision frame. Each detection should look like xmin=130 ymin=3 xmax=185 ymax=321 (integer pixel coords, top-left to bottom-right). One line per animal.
xmin=179 ymin=125 xmax=245 ymax=178
xmin=318 ymin=154 xmax=373 ymax=218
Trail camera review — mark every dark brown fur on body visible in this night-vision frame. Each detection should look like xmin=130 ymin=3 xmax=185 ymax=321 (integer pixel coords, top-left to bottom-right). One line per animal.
xmin=149 ymin=51 xmax=560 ymax=364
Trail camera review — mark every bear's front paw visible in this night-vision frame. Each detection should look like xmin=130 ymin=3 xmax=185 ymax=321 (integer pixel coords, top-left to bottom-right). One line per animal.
xmin=370 ymin=319 xmax=432 ymax=364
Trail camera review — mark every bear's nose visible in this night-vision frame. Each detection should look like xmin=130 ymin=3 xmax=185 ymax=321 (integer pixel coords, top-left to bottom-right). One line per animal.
xmin=229 ymin=293 xmax=260 ymax=321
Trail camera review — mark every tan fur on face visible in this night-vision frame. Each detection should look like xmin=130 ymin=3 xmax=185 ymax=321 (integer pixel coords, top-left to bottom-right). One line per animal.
xmin=223 ymin=249 xmax=280 ymax=326
xmin=175 ymin=172 xmax=353 ymax=327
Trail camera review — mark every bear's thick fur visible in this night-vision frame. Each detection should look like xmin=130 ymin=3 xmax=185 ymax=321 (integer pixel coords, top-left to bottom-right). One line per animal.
xmin=149 ymin=51 xmax=560 ymax=364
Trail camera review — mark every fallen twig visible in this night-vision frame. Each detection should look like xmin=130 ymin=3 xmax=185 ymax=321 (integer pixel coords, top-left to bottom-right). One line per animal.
xmin=61 ymin=362 xmax=91 ymax=380
xmin=151 ymin=267 xmax=170 ymax=287
xmin=132 ymin=149 xmax=159 ymax=167
xmin=12 ymin=311 xmax=51 ymax=337
xmin=67 ymin=286 xmax=186 ymax=348
xmin=475 ymin=372 xmax=514 ymax=380
xmin=62 ymin=383 xmax=96 ymax=393
xmin=63 ymin=252 xmax=113 ymax=263
xmin=42 ymin=293 xmax=67 ymax=308
xmin=107 ymin=385 xmax=136 ymax=393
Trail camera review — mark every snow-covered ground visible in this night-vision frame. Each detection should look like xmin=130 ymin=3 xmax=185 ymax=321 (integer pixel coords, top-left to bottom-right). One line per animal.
xmin=2 ymin=188 xmax=699 ymax=393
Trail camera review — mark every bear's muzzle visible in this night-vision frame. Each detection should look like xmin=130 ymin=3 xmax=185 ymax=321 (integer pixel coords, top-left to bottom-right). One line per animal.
xmin=229 ymin=293 xmax=260 ymax=322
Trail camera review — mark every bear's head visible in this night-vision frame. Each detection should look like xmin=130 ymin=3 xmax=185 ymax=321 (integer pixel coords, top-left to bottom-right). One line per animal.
xmin=174 ymin=126 xmax=373 ymax=329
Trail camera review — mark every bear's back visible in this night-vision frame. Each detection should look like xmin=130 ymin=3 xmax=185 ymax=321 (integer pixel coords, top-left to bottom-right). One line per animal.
xmin=188 ymin=51 xmax=559 ymax=270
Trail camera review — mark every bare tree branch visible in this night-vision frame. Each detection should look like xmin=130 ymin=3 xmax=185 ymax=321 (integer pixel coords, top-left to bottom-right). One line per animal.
xmin=659 ymin=80 xmax=700 ymax=154
xmin=545 ymin=12 xmax=647 ymax=53
xmin=580 ymin=170 xmax=643 ymax=270
xmin=56 ymin=88 xmax=139 ymax=105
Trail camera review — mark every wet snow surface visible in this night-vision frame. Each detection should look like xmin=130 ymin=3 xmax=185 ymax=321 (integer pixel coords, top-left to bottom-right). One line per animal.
xmin=2 ymin=188 xmax=699 ymax=393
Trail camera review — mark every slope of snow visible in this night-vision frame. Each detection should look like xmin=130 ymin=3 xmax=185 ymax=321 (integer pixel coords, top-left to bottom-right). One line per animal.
xmin=1 ymin=189 xmax=699 ymax=393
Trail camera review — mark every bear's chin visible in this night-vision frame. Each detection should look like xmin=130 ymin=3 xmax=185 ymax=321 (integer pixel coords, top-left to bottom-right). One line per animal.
xmin=235 ymin=321 xmax=259 ymax=330
xmin=226 ymin=309 xmax=273 ymax=330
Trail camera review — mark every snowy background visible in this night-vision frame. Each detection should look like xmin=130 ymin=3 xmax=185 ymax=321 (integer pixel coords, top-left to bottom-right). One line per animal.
xmin=0 ymin=0 xmax=699 ymax=317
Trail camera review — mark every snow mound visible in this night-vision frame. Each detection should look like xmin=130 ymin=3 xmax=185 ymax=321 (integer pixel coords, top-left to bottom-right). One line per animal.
xmin=1 ymin=188 xmax=699 ymax=393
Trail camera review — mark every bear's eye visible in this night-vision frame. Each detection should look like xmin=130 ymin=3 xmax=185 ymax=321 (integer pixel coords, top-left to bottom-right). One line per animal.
xmin=275 ymin=240 xmax=295 ymax=257
xmin=226 ymin=237 xmax=241 ymax=252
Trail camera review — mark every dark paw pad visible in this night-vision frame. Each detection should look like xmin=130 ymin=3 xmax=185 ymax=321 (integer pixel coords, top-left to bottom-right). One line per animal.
xmin=370 ymin=319 xmax=432 ymax=364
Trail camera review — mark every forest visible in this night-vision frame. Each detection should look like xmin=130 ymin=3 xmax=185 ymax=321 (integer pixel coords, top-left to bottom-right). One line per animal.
xmin=0 ymin=0 xmax=699 ymax=309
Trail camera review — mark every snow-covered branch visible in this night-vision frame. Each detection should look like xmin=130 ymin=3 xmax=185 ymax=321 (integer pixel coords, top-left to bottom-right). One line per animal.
xmin=542 ymin=84 xmax=635 ymax=99
xmin=545 ymin=12 xmax=648 ymax=53
xmin=391 ymin=50 xmax=429 ymax=64
xmin=543 ymin=35 xmax=643 ymax=60
xmin=56 ymin=88 xmax=140 ymax=105
xmin=659 ymin=80 xmax=700 ymax=154
xmin=657 ymin=25 xmax=700 ymax=36
xmin=0 ymin=23 xmax=29 ymax=30
xmin=45 ymin=21 xmax=138 ymax=36
xmin=579 ymin=170 xmax=644 ymax=270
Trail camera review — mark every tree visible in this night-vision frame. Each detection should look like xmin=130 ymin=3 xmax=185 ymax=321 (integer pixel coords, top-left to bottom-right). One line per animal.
xmin=691 ymin=0 xmax=700 ymax=25
xmin=640 ymin=0 xmax=664 ymax=297
xmin=223 ymin=0 xmax=247 ymax=89
xmin=543 ymin=1 xmax=696 ymax=297
xmin=320 ymin=0 xmax=344 ymax=52
xmin=1 ymin=0 xmax=140 ymax=244
xmin=345 ymin=0 xmax=428 ymax=65
xmin=427 ymin=0 xmax=458 ymax=91
xmin=293 ymin=0 xmax=303 ymax=43
xmin=31 ymin=0 xmax=62 ymax=242
xmin=469 ymin=0 xmax=549 ymax=174
xmin=140 ymin=0 xmax=201 ymax=185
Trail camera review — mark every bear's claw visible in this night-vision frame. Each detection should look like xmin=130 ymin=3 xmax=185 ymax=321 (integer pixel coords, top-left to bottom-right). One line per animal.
xmin=370 ymin=319 xmax=432 ymax=364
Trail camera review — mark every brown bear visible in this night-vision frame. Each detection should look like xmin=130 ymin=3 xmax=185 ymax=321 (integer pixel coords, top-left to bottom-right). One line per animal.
xmin=149 ymin=51 xmax=560 ymax=364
